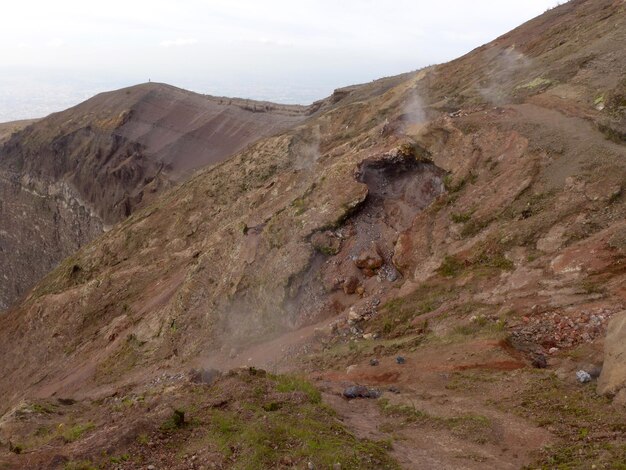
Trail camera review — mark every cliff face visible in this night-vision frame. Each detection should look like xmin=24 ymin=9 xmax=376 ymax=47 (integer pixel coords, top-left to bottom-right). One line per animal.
xmin=0 ymin=83 xmax=309 ymax=310
xmin=0 ymin=1 xmax=625 ymax=468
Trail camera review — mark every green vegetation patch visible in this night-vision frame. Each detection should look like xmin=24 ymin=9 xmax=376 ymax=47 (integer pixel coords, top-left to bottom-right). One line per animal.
xmin=371 ymin=283 xmax=459 ymax=338
xmin=195 ymin=370 xmax=398 ymax=469
xmin=443 ymin=174 xmax=467 ymax=193
xmin=378 ymin=398 xmax=494 ymax=444
xmin=436 ymin=237 xmax=515 ymax=280
xmin=516 ymin=77 xmax=553 ymax=90
xmin=438 ymin=255 xmax=465 ymax=278
xmin=510 ymin=373 xmax=626 ymax=469
xmin=161 ymin=409 xmax=186 ymax=432
xmin=306 ymin=335 xmax=425 ymax=371
xmin=274 ymin=375 xmax=322 ymax=403
xmin=61 ymin=422 xmax=95 ymax=443
xmin=450 ymin=211 xmax=473 ymax=224
xmin=450 ymin=314 xmax=506 ymax=337
xmin=63 ymin=461 xmax=98 ymax=470
xmin=95 ymin=333 xmax=146 ymax=382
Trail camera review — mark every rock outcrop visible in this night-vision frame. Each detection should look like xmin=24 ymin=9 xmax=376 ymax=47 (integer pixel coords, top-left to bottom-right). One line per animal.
xmin=598 ymin=311 xmax=626 ymax=396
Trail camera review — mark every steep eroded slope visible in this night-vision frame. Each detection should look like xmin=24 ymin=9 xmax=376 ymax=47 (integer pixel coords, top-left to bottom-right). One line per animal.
xmin=0 ymin=83 xmax=308 ymax=310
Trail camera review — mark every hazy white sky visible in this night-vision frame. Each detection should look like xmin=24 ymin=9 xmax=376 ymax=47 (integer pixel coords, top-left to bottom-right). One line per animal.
xmin=1 ymin=0 xmax=562 ymax=119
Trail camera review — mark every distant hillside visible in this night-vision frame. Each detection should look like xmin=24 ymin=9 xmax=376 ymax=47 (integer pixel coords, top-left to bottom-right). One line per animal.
xmin=0 ymin=119 xmax=38 ymax=143
xmin=0 ymin=83 xmax=309 ymax=310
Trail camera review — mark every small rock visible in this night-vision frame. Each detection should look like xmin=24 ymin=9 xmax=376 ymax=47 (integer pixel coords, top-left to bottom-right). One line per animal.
xmin=343 ymin=276 xmax=359 ymax=295
xmin=346 ymin=364 xmax=358 ymax=375
xmin=363 ymin=333 xmax=374 ymax=340
xmin=548 ymin=347 xmax=559 ymax=354
xmin=308 ymin=462 xmax=315 ymax=470
xmin=189 ymin=368 xmax=221 ymax=385
xmin=343 ymin=385 xmax=382 ymax=399
xmin=333 ymin=464 xmax=342 ymax=470
xmin=396 ymin=356 xmax=406 ymax=364
xmin=147 ymin=466 xmax=156 ymax=470
xmin=347 ymin=307 xmax=362 ymax=323
xmin=355 ymin=243 xmax=384 ymax=271
xmin=388 ymin=385 xmax=400 ymax=394
xmin=532 ymin=354 xmax=547 ymax=369
xmin=369 ymin=358 xmax=379 ymax=366
xmin=587 ymin=365 xmax=602 ymax=379
xmin=576 ymin=370 xmax=592 ymax=383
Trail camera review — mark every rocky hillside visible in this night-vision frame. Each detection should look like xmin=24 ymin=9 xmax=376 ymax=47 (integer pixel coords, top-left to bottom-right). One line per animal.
xmin=0 ymin=0 xmax=625 ymax=468
xmin=0 ymin=119 xmax=38 ymax=143
xmin=0 ymin=84 xmax=308 ymax=311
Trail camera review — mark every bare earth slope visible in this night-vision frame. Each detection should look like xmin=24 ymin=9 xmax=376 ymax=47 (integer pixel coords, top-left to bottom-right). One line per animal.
xmin=0 ymin=0 xmax=625 ymax=468
xmin=0 ymin=119 xmax=39 ymax=143
xmin=0 ymin=83 xmax=308 ymax=311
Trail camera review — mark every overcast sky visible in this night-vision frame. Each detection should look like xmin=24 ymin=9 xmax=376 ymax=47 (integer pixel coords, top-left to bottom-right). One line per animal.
xmin=1 ymin=0 xmax=562 ymax=120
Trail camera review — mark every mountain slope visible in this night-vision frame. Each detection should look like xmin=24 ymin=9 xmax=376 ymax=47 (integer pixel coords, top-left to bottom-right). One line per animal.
xmin=0 ymin=83 xmax=308 ymax=311
xmin=0 ymin=0 xmax=625 ymax=468
xmin=0 ymin=119 xmax=38 ymax=143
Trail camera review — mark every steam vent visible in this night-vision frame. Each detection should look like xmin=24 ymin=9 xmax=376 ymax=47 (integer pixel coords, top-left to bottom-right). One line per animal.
xmin=1 ymin=0 xmax=625 ymax=468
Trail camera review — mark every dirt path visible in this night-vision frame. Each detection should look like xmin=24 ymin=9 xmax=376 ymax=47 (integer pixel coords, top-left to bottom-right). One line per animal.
xmin=193 ymin=313 xmax=554 ymax=469
xmin=311 ymin=337 xmax=552 ymax=469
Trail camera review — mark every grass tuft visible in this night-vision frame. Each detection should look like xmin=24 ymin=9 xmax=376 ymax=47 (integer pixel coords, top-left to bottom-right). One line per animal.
xmin=61 ymin=423 xmax=94 ymax=443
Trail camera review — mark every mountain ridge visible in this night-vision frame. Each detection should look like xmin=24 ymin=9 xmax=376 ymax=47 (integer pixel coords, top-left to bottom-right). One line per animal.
xmin=0 ymin=82 xmax=311 ymax=311
xmin=0 ymin=0 xmax=625 ymax=468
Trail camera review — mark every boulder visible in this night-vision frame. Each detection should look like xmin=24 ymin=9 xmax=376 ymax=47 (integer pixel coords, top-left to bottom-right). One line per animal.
xmin=343 ymin=385 xmax=382 ymax=399
xmin=189 ymin=368 xmax=221 ymax=385
xmin=597 ymin=310 xmax=626 ymax=396
xmin=354 ymin=243 xmax=384 ymax=272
